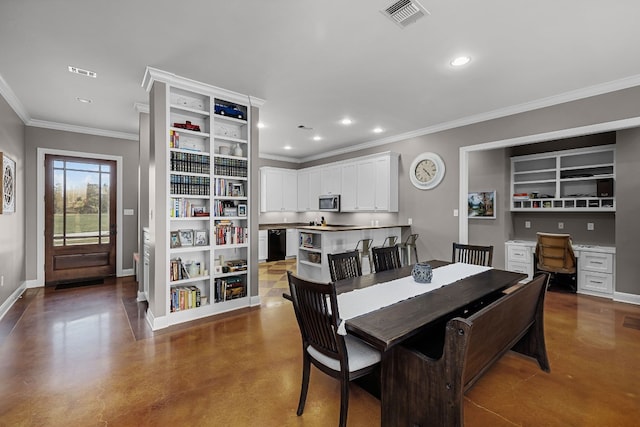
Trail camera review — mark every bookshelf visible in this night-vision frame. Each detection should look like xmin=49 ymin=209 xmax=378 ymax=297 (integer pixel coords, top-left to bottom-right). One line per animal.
xmin=143 ymin=67 xmax=264 ymax=329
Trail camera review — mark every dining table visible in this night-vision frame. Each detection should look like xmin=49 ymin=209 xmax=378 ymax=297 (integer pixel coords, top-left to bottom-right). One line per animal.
xmin=333 ymin=260 xmax=527 ymax=352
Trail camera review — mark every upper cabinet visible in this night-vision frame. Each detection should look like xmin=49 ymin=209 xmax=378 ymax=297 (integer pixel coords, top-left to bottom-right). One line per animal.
xmin=297 ymin=168 xmax=321 ymax=212
xmin=320 ymin=164 xmax=342 ymax=195
xmin=510 ymin=145 xmax=615 ymax=212
xmin=260 ymin=167 xmax=297 ymax=212
xmin=341 ymin=152 xmax=399 ymax=212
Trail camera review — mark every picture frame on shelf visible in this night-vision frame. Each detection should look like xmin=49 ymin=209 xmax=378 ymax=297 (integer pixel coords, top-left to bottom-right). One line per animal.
xmin=170 ymin=231 xmax=181 ymax=248
xmin=194 ymin=230 xmax=208 ymax=246
xmin=238 ymin=204 xmax=247 ymax=217
xmin=179 ymin=229 xmax=194 ymax=246
xmin=468 ymin=191 xmax=496 ymax=219
xmin=232 ymin=183 xmax=244 ymax=197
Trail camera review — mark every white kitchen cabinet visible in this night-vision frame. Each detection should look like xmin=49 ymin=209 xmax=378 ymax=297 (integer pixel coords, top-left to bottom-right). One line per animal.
xmin=260 ymin=167 xmax=298 ymax=212
xmin=340 ymin=152 xmax=399 ymax=212
xmin=321 ymin=164 xmax=342 ymax=195
xmin=258 ymin=230 xmax=268 ymax=261
xmin=286 ymin=228 xmax=298 ymax=258
xmin=297 ymin=168 xmax=321 ymax=211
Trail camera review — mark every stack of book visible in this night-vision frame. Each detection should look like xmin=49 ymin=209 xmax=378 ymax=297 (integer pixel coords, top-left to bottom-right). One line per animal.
xmin=214 ymin=276 xmax=245 ymax=302
xmin=170 ymin=286 xmax=202 ymax=312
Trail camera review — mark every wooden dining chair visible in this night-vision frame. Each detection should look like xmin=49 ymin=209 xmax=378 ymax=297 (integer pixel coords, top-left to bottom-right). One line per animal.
xmin=286 ymin=272 xmax=381 ymax=427
xmin=452 ymin=243 xmax=494 ymax=267
xmin=328 ymin=250 xmax=362 ymax=282
xmin=372 ymin=244 xmax=402 ymax=272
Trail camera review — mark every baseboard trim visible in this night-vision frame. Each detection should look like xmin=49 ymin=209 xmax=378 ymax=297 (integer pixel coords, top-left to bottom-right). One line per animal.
xmin=137 ymin=291 xmax=148 ymax=302
xmin=613 ymin=292 xmax=640 ymax=306
xmin=119 ymin=269 xmax=134 ymax=277
xmin=0 ymin=282 xmax=27 ymax=322
xmin=26 ymin=278 xmax=43 ymax=289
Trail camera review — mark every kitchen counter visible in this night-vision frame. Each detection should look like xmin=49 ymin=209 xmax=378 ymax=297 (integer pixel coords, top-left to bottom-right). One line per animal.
xmin=259 ymin=223 xmax=410 ymax=231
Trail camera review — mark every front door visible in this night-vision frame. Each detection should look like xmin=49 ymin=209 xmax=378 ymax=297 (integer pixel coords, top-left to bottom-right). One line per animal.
xmin=44 ymin=155 xmax=117 ymax=284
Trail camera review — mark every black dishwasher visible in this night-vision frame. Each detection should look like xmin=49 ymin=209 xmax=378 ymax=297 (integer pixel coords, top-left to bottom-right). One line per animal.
xmin=267 ymin=229 xmax=286 ymax=261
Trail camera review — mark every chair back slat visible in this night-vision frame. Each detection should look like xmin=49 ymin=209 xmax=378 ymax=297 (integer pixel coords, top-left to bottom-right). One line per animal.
xmin=287 ymin=272 xmax=344 ymax=360
xmin=328 ymin=250 xmax=362 ymax=282
xmin=372 ymin=244 xmax=402 ymax=272
xmin=452 ymin=243 xmax=494 ymax=267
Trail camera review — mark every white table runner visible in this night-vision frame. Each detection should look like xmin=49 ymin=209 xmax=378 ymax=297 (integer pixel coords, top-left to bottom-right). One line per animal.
xmin=337 ymin=263 xmax=492 ymax=335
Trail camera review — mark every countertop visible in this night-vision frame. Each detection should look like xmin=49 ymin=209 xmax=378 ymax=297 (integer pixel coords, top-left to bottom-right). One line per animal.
xmin=259 ymin=223 xmax=410 ymax=232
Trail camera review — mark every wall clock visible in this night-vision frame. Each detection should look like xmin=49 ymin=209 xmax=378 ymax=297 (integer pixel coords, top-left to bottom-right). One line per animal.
xmin=409 ymin=152 xmax=445 ymax=190
xmin=1 ymin=152 xmax=16 ymax=214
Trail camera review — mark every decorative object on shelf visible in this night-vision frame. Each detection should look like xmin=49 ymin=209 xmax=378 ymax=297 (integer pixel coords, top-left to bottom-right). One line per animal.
xmin=170 ymin=231 xmax=181 ymax=248
xmin=409 ymin=152 xmax=445 ymax=190
xmin=178 ymin=229 xmax=194 ymax=246
xmin=238 ymin=203 xmax=247 ymax=217
xmin=194 ymin=230 xmax=208 ymax=246
xmin=411 ymin=262 xmax=433 ymax=283
xmin=218 ymin=145 xmax=231 ymax=155
xmin=1 ymin=152 xmax=16 ymax=214
xmin=173 ymin=121 xmax=201 ymax=132
xmin=233 ymin=143 xmax=243 ymax=157
xmin=214 ymin=101 xmax=245 ymax=120
xmin=468 ymin=191 xmax=496 ymax=219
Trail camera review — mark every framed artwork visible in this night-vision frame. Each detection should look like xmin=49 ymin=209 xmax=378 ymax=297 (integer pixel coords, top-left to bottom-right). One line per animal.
xmin=238 ymin=203 xmax=247 ymax=217
xmin=170 ymin=231 xmax=181 ymax=248
xmin=179 ymin=229 xmax=194 ymax=246
xmin=0 ymin=152 xmax=16 ymax=214
xmin=194 ymin=230 xmax=208 ymax=246
xmin=468 ymin=191 xmax=496 ymax=219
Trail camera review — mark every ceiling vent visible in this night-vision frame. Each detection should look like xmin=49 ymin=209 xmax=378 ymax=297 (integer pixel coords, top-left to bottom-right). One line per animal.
xmin=68 ymin=66 xmax=97 ymax=78
xmin=381 ymin=0 xmax=430 ymax=28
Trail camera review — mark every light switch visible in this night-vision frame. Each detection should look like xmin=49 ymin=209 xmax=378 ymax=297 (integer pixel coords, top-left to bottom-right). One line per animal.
xmin=558 ymin=222 xmax=564 ymax=230
xmin=525 ymin=221 xmax=531 ymax=229
xmin=453 ymin=209 xmax=459 ymax=217
xmin=587 ymin=222 xmax=595 ymax=231
xmin=408 ymin=218 xmax=413 ymax=225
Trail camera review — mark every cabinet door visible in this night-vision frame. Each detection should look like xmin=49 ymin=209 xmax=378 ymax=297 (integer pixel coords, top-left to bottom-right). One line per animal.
xmin=297 ymin=171 xmax=310 ymax=211
xmin=321 ymin=164 xmax=342 ymax=195
xmin=282 ymin=170 xmax=298 ymax=211
xmin=356 ymin=160 xmax=376 ymax=211
xmin=341 ymin=162 xmax=357 ymax=211
xmin=258 ymin=230 xmax=268 ymax=261
xmin=261 ymin=169 xmax=284 ymax=212
xmin=373 ymin=156 xmax=390 ymax=211
xmin=308 ymin=169 xmax=322 ymax=211
xmin=286 ymin=229 xmax=298 ymax=257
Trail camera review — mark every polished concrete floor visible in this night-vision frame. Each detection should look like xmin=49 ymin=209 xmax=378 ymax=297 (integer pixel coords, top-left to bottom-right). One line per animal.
xmin=1 ymin=259 xmax=639 ymax=426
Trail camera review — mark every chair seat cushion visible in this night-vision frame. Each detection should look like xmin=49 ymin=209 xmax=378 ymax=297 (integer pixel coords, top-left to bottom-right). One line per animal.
xmin=307 ymin=336 xmax=381 ymax=372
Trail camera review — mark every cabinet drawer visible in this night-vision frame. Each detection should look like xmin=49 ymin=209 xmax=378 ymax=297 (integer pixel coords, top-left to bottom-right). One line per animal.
xmin=507 ymin=245 xmax=532 ymax=263
xmin=507 ymin=261 xmax=533 ymax=280
xmin=578 ymin=270 xmax=613 ymax=295
xmin=579 ymin=252 xmax=613 ymax=274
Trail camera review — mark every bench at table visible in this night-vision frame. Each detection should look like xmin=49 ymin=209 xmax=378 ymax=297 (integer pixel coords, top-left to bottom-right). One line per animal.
xmin=381 ymin=273 xmax=550 ymax=427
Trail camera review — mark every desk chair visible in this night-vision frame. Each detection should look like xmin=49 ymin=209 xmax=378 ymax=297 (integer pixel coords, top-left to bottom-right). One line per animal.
xmin=535 ymin=232 xmax=577 ymax=292
xmin=372 ymin=244 xmax=402 ymax=272
xmin=452 ymin=243 xmax=494 ymax=267
xmin=286 ymin=272 xmax=381 ymax=427
xmin=399 ymin=234 xmax=419 ymax=266
xmin=328 ymin=250 xmax=362 ymax=282
xmin=355 ymin=239 xmax=374 ymax=274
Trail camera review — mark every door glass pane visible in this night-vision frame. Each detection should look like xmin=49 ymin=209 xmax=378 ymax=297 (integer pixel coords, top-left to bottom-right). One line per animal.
xmin=53 ymin=169 xmax=65 ymax=244
xmin=100 ymin=171 xmax=111 ymax=243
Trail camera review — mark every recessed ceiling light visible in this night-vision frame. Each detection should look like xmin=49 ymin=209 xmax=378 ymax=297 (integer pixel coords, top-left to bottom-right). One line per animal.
xmin=257 ymin=122 xmax=265 ymax=128
xmin=341 ymin=118 xmax=352 ymax=125
xmin=76 ymin=97 xmax=92 ymax=104
xmin=283 ymin=145 xmax=292 ymax=150
xmin=450 ymin=56 xmax=471 ymax=67
xmin=313 ymin=135 xmax=322 ymax=141
xmin=373 ymin=127 xmax=384 ymax=133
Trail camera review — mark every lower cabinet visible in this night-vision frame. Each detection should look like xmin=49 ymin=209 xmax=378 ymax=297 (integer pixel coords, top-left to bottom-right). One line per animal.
xmin=258 ymin=230 xmax=268 ymax=262
xmin=504 ymin=240 xmax=615 ymax=298
xmin=286 ymin=229 xmax=298 ymax=258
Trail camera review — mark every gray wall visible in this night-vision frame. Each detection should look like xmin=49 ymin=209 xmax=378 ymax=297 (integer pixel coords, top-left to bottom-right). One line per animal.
xmin=0 ymin=94 xmax=25 ymax=308
xmin=24 ymin=127 xmax=139 ymax=281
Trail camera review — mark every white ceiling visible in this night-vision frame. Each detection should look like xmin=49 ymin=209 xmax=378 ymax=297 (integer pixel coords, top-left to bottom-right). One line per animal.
xmin=2 ymin=1 xmax=640 ymax=161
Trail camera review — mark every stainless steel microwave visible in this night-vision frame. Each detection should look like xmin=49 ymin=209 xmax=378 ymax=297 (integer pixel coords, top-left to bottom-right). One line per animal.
xmin=319 ymin=194 xmax=340 ymax=212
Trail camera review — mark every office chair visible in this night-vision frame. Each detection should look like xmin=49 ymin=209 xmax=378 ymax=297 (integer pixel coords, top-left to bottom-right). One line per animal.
xmin=535 ymin=232 xmax=577 ymax=292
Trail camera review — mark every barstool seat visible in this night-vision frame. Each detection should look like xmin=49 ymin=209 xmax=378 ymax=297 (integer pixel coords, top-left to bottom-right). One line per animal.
xmin=355 ymin=239 xmax=374 ymax=275
xmin=399 ymin=234 xmax=419 ymax=266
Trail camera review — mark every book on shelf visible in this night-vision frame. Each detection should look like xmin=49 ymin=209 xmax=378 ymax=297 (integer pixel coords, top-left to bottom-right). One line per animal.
xmin=170 ymin=257 xmax=191 ymax=281
xmin=214 ymin=276 xmax=246 ymax=302
xmin=170 ymin=285 xmax=202 ymax=312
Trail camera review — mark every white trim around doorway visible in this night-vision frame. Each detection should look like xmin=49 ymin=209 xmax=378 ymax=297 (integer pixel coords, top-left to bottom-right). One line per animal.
xmin=33 ymin=148 xmax=124 ymax=287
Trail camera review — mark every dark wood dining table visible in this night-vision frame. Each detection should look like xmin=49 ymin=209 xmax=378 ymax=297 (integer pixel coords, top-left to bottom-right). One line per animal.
xmin=334 ymin=260 xmax=527 ymax=352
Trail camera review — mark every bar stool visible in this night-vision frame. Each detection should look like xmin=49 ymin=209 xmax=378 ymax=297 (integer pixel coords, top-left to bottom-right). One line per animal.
xmin=399 ymin=234 xmax=419 ymax=266
xmin=355 ymin=239 xmax=374 ymax=274
xmin=382 ymin=236 xmax=397 ymax=247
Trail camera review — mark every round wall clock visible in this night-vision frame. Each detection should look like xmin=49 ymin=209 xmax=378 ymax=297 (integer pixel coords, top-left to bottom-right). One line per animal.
xmin=409 ymin=152 xmax=445 ymax=190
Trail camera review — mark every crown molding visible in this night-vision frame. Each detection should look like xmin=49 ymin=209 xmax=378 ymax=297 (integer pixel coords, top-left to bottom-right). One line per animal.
xmin=259 ymin=152 xmax=302 ymax=163
xmin=134 ymin=102 xmax=149 ymax=114
xmin=0 ymin=72 xmax=30 ymax=124
xmin=292 ymin=73 xmax=640 ymax=163
xmin=27 ymin=119 xmax=138 ymax=141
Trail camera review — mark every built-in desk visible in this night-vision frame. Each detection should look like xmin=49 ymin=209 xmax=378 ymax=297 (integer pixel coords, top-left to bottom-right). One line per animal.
xmin=505 ymin=240 xmax=615 ymax=298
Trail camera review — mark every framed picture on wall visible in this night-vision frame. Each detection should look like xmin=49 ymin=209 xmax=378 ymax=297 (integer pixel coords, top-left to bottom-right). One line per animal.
xmin=468 ymin=191 xmax=496 ymax=219
xmin=0 ymin=152 xmax=16 ymax=214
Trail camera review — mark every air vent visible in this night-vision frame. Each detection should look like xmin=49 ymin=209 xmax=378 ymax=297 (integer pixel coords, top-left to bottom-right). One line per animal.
xmin=381 ymin=0 xmax=430 ymax=28
xmin=68 ymin=66 xmax=97 ymax=78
